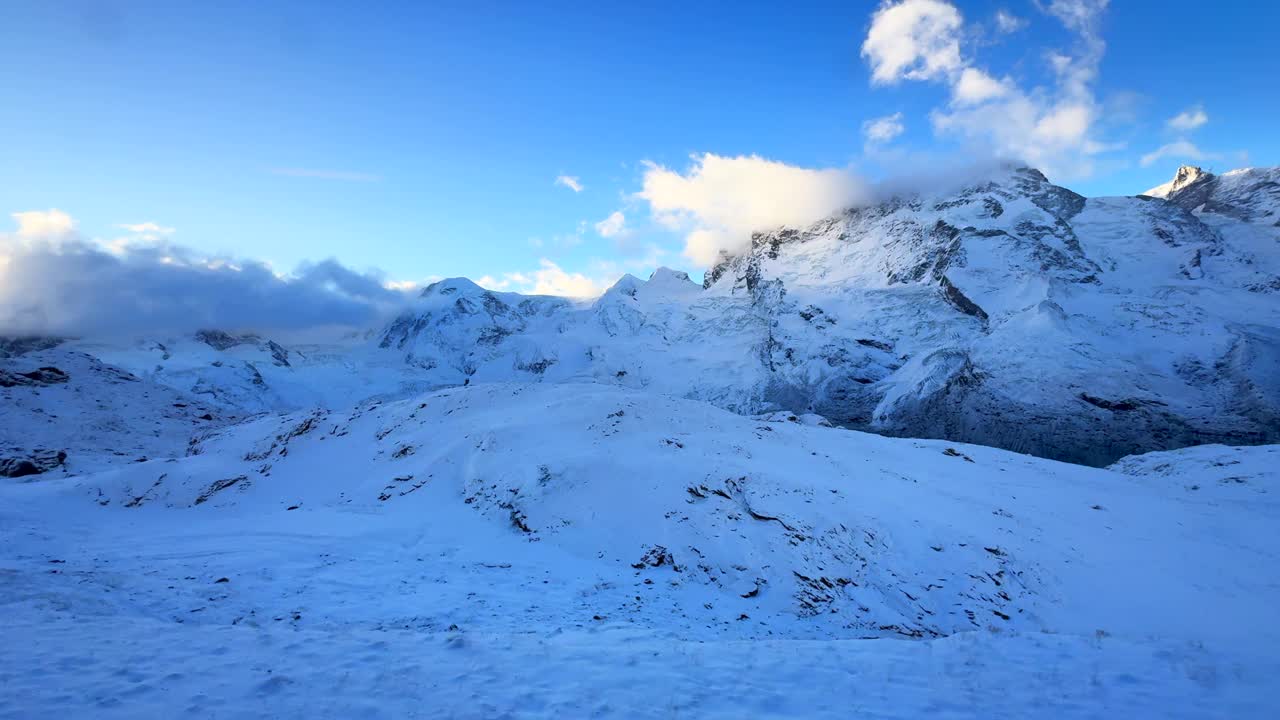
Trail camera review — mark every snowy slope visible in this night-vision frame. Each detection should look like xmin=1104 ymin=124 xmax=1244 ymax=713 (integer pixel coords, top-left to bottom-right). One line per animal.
xmin=62 ymin=330 xmax=440 ymax=415
xmin=1 ymin=349 xmax=230 ymax=477
xmin=2 ymin=382 xmax=1276 ymax=717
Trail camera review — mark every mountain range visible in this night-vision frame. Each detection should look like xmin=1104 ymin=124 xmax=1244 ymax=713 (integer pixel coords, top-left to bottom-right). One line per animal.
xmin=12 ymin=162 xmax=1280 ymax=471
xmin=4 ymin=164 xmax=1279 ymax=717
xmin=8 ymin=163 xmax=1277 ymax=471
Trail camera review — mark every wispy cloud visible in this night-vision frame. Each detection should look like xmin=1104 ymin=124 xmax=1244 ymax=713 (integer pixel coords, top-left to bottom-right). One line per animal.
xmin=383 ymin=276 xmax=442 ymax=293
xmin=993 ymin=9 xmax=1026 ymax=33
xmin=478 ymin=259 xmax=612 ymax=298
xmin=861 ymin=0 xmax=1117 ymax=179
xmin=1140 ymin=139 xmax=1218 ymax=168
xmin=594 ymin=211 xmax=628 ymax=238
xmin=269 ymin=168 xmax=382 ymax=182
xmin=117 ymin=222 xmax=175 ymax=235
xmin=863 ymin=112 xmax=906 ymax=146
xmin=1166 ymin=105 xmax=1208 ymax=132
xmin=555 ymin=175 xmax=584 ymax=193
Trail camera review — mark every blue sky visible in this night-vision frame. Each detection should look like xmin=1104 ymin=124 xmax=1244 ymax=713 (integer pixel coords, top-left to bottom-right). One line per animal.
xmin=2 ymin=0 xmax=1277 ymax=296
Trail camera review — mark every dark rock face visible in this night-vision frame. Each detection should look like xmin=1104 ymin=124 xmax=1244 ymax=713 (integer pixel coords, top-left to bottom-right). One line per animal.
xmin=0 ymin=366 xmax=69 ymax=388
xmin=1 ymin=450 xmax=67 ymax=478
xmin=0 ymin=336 xmax=64 ymax=358
xmin=937 ymin=276 xmax=988 ymax=323
xmin=267 ymin=341 xmax=291 ymax=367
xmin=703 ymin=251 xmax=734 ymax=289
xmin=195 ymin=329 xmax=255 ymax=351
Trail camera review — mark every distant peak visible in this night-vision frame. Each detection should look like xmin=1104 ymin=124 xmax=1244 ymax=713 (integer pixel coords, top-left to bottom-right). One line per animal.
xmin=420 ymin=277 xmax=484 ymax=297
xmin=194 ymin=329 xmax=260 ymax=351
xmin=1014 ymin=166 xmax=1049 ymax=183
xmin=648 ymin=267 xmax=693 ymax=284
xmin=1173 ymin=165 xmax=1209 ymax=189
xmin=1143 ymin=165 xmax=1213 ymax=199
xmin=603 ymin=274 xmax=644 ymax=297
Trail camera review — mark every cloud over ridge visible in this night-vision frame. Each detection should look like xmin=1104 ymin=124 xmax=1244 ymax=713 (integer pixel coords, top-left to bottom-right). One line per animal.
xmin=0 ymin=210 xmax=410 ymax=338
xmin=638 ymin=154 xmax=870 ymax=266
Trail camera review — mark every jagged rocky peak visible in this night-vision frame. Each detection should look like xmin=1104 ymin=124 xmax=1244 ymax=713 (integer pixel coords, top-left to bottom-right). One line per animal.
xmin=1143 ymin=164 xmax=1280 ymax=226
xmin=1143 ymin=165 xmax=1211 ymax=199
xmin=1173 ymin=165 xmax=1209 ymax=191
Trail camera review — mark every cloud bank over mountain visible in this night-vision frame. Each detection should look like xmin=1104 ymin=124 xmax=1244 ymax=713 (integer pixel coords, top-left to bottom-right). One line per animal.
xmin=638 ymin=154 xmax=871 ymax=266
xmin=0 ymin=210 xmax=410 ymax=337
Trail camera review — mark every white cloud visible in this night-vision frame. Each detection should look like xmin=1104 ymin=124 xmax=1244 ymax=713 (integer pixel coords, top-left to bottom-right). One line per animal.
xmin=862 ymin=0 xmax=964 ymax=85
xmin=12 ymin=209 xmax=76 ymax=240
xmin=1042 ymin=0 xmax=1108 ymax=34
xmin=525 ymin=260 xmax=612 ymax=297
xmin=594 ymin=210 xmax=628 ymax=238
xmin=555 ymin=175 xmax=584 ymax=193
xmin=864 ymin=0 xmax=1115 ymax=179
xmin=993 ymin=9 xmax=1026 ymax=33
xmin=0 ymin=209 xmax=409 ymax=337
xmin=482 ymin=259 xmax=613 ymax=298
xmin=638 ymin=153 xmax=870 ymax=266
xmin=109 ymin=221 xmax=178 ymax=248
xmin=117 ymin=222 xmax=175 ymax=235
xmin=1167 ymin=105 xmax=1208 ymax=132
xmin=1140 ymin=139 xmax=1218 ymax=168
xmin=474 ymin=274 xmax=513 ymax=291
xmin=863 ymin=112 xmax=906 ymax=145
xmin=383 ymin=276 xmax=442 ymax=293
xmin=951 ymin=68 xmax=1009 ymax=106
xmin=269 ymin=168 xmax=381 ymax=182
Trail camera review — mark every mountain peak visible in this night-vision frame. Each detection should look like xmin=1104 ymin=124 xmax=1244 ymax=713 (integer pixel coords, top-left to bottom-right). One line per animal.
xmin=648 ymin=267 xmax=694 ymax=285
xmin=1144 ymin=165 xmax=1213 ymax=199
xmin=420 ymin=277 xmax=485 ymax=298
xmin=1172 ymin=165 xmax=1210 ymax=190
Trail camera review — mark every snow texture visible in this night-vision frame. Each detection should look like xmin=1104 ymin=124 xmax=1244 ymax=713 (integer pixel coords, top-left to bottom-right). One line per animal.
xmin=2 ymin=383 xmax=1277 ymax=717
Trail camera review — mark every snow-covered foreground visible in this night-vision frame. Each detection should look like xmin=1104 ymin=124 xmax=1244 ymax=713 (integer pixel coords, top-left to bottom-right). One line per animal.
xmin=6 ymin=614 xmax=1270 ymax=719
xmin=2 ymin=384 xmax=1277 ymax=718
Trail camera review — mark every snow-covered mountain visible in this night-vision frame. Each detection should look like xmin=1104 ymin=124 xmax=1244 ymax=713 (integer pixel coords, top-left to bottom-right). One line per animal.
xmin=369 ymin=165 xmax=1280 ymax=465
xmin=6 ymin=165 xmax=1277 ymax=470
xmin=1145 ymin=165 xmax=1280 ymax=227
